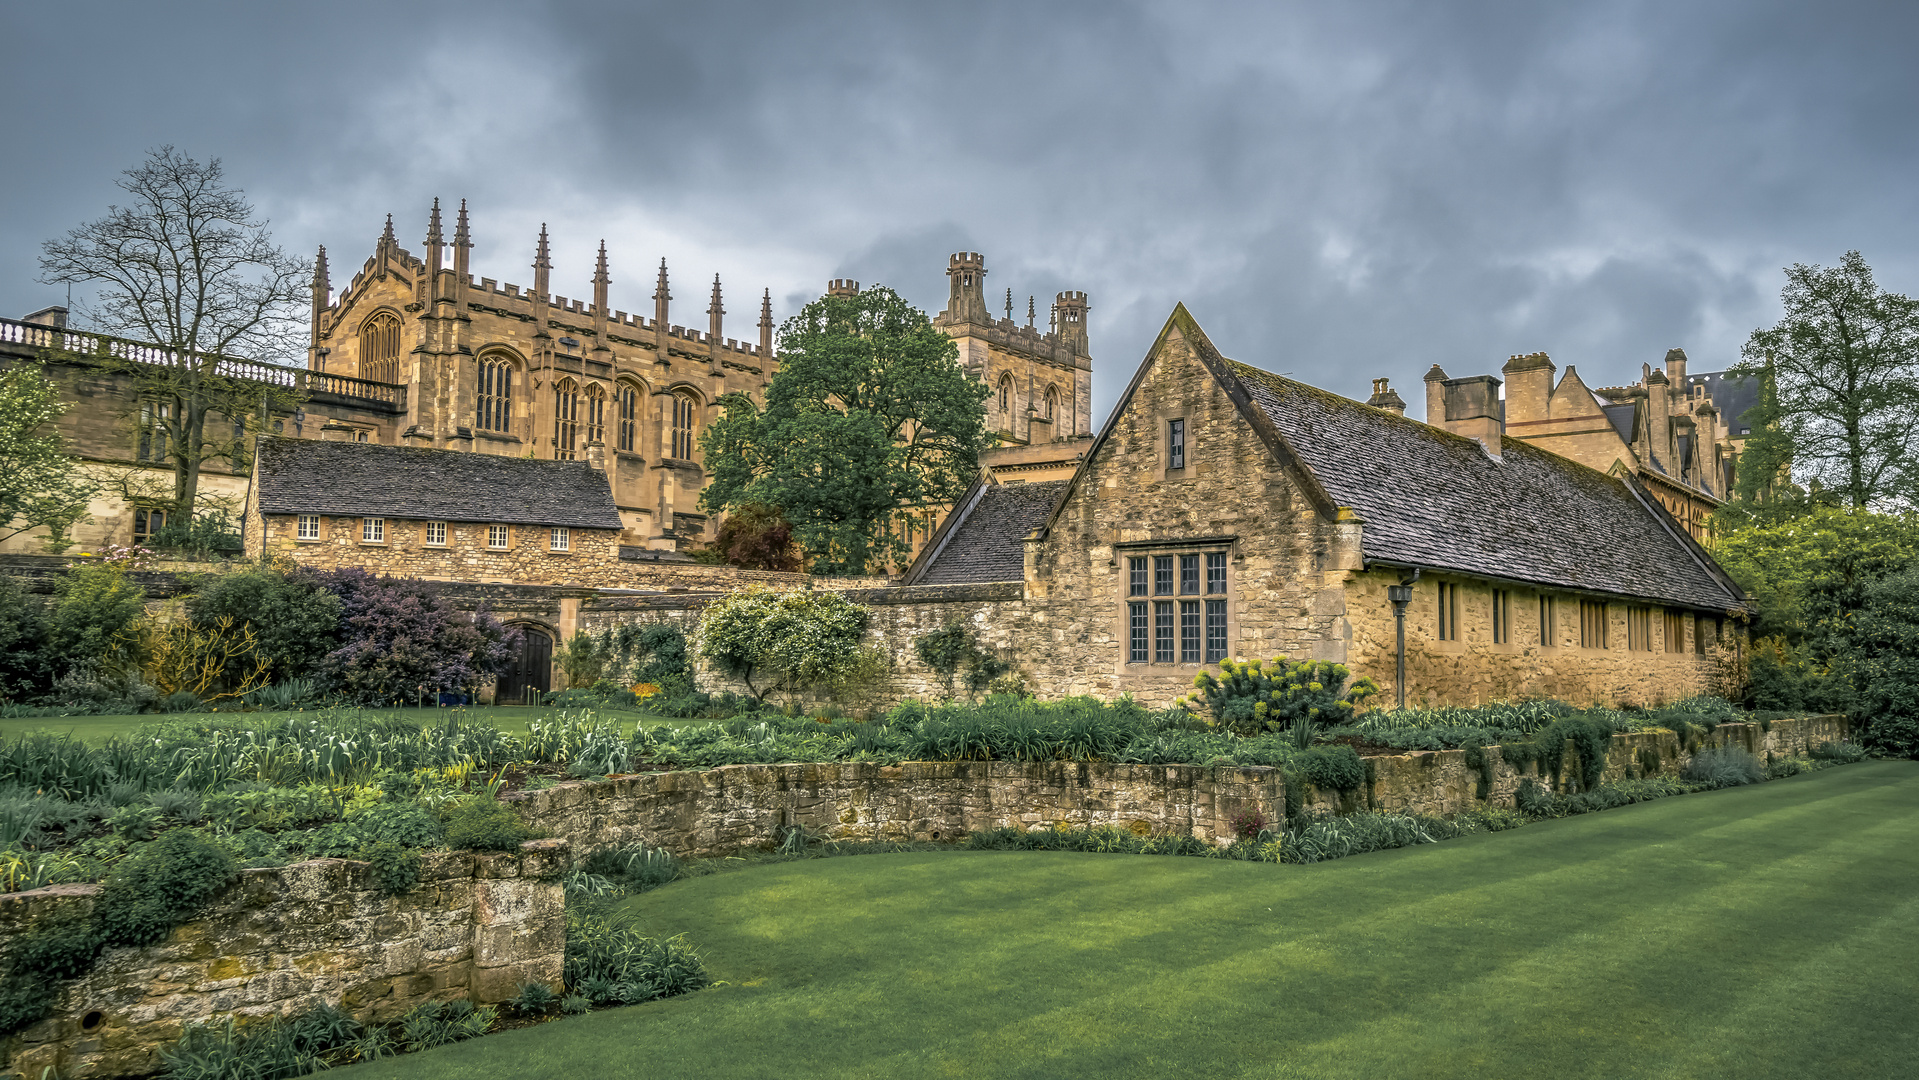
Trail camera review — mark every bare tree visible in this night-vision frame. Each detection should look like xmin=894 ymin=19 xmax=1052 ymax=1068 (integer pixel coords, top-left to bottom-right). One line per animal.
xmin=39 ymin=146 xmax=308 ymax=522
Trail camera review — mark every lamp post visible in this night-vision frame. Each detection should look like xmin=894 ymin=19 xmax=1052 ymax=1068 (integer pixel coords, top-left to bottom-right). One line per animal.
xmin=1387 ymin=582 xmax=1415 ymax=709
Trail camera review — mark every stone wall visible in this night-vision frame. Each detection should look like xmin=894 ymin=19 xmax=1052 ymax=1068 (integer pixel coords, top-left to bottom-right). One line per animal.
xmin=249 ymin=511 xmax=625 ymax=588
xmin=505 ymin=760 xmax=1286 ymax=858
xmin=0 ymin=841 xmax=569 ymax=1080
xmin=1310 ymin=714 xmax=1850 ymax=817
xmin=505 ymin=716 xmax=1850 ymax=862
xmin=576 ymin=582 xmax=1031 ymax=705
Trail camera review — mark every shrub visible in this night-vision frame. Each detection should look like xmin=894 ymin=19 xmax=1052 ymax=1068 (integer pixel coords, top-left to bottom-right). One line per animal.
xmin=563 ymin=912 xmax=708 ymax=1006
xmin=697 ymin=585 xmax=872 ymax=703
xmin=913 ymin=621 xmax=1009 ymax=699
xmin=353 ymin=800 xmax=444 ymax=848
xmin=0 ymin=575 xmax=49 ymax=703
xmin=43 ymin=561 xmax=147 ymax=678
xmin=690 ymin=502 xmax=802 ymax=572
xmin=1810 ymin=740 xmax=1868 ymax=764
xmin=1681 ymin=748 xmax=1766 ymax=789
xmin=93 ymin=829 xmax=240 ymax=948
xmin=1841 ymin=566 xmax=1919 ymax=758
xmin=509 ymin=981 xmax=560 ymax=1018
xmin=1279 ymin=811 xmax=1435 ymax=863
xmin=185 ymin=564 xmax=343 ymax=686
xmin=443 ymin=796 xmax=534 ymax=852
xmin=312 ymin=569 xmax=519 ymax=704
xmin=399 ymin=999 xmax=494 ymax=1052
xmin=360 ymin=841 xmax=423 ymax=895
xmin=1180 ymin=657 xmax=1379 ymax=736
xmin=581 ymin=843 xmax=680 ymax=892
xmin=1295 ymin=744 xmax=1365 ymax=793
xmin=160 ymin=1005 xmax=363 ymax=1080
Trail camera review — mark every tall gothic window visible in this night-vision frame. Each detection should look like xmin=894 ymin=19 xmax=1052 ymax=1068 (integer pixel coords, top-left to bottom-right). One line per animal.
xmin=583 ymin=383 xmax=607 ymax=448
xmin=997 ymin=373 xmax=1012 ymax=417
xmin=477 ymin=356 xmax=513 ymax=432
xmin=137 ymin=400 xmax=172 ymax=463
xmin=671 ymin=393 xmax=697 ymax=460
xmin=359 ymin=311 xmax=401 ymax=385
xmin=1043 ymin=386 xmax=1058 ymax=421
xmin=553 ymin=377 xmax=580 ymax=460
xmin=617 ymin=383 xmax=638 ymax=453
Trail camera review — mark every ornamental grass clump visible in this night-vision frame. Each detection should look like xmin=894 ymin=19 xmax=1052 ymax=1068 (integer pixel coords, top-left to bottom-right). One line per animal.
xmin=1180 ymin=657 xmax=1379 ymax=737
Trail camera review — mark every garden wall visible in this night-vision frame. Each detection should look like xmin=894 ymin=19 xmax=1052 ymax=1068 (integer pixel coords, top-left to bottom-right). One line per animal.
xmin=1309 ymin=714 xmax=1852 ymax=817
xmin=576 ymin=581 xmax=1032 ymax=706
xmin=0 ymin=840 xmax=570 ymax=1080
xmin=505 ymin=760 xmax=1287 ymax=857
xmin=508 ymin=716 xmax=1852 ymax=860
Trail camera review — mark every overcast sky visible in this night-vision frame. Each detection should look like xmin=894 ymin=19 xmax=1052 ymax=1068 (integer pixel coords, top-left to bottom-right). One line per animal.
xmin=4 ymin=1 xmax=1915 ymax=422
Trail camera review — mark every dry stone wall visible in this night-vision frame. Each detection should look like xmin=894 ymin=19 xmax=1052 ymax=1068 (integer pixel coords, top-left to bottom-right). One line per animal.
xmin=505 ymin=760 xmax=1287 ymax=857
xmin=1308 ymin=715 xmax=1850 ymax=817
xmin=0 ymin=841 xmax=569 ymax=1080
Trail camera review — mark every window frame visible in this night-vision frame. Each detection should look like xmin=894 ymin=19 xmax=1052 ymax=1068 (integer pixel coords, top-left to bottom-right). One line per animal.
xmin=1121 ymin=543 xmax=1232 ymax=665
xmin=554 ymin=377 xmax=580 ymax=460
xmin=1491 ymin=588 xmax=1510 ymax=644
xmin=423 ymin=521 xmax=447 ymax=547
xmin=132 ymin=506 xmax=169 ymax=545
xmin=487 ymin=524 xmax=510 ymax=550
xmin=1538 ymin=594 xmax=1556 ymax=647
xmin=361 ymin=517 xmax=386 ymax=544
xmin=1436 ymin=582 xmax=1460 ymax=642
xmin=295 ymin=515 xmax=321 ymax=542
xmin=477 ymin=355 xmax=514 ymax=434
xmin=549 ymin=526 xmax=570 ymax=552
xmin=671 ymin=393 xmax=698 ymax=460
xmin=1580 ymin=600 xmax=1608 ymax=649
xmin=1167 ymin=418 xmax=1186 ymax=471
xmin=617 ymin=382 xmax=639 ymax=453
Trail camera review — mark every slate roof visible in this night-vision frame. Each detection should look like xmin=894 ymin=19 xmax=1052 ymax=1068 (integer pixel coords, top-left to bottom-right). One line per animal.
xmin=914 ymin=480 xmax=1070 ymax=585
xmin=1601 ymin=402 xmax=1636 ymax=443
xmin=1228 ymin=363 xmax=1746 ymax=612
xmin=253 ymin=437 xmax=624 ymax=530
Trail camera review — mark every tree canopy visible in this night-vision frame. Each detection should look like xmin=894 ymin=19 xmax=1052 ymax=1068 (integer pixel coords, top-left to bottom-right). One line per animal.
xmin=39 ymin=147 xmax=307 ymax=522
xmin=698 ymin=286 xmax=989 ymax=575
xmin=1734 ymin=251 xmax=1919 ymax=508
xmin=0 ymin=363 xmax=96 ymax=551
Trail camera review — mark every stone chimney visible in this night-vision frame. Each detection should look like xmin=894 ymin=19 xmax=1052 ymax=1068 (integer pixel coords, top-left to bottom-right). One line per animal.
xmin=1422 ymin=365 xmax=1450 ymax=425
xmin=22 ymin=306 xmax=68 ymax=329
xmin=1500 ymin=352 xmax=1555 ymax=426
xmin=1366 ymin=377 xmax=1407 ymax=416
xmin=585 ymin=440 xmax=607 ymax=471
xmin=1645 ymin=363 xmax=1672 ymax=465
xmin=1438 ymin=374 xmax=1504 ymax=457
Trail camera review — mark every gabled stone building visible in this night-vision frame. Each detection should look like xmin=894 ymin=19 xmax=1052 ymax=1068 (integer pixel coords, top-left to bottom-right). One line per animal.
xmin=908 ymin=307 xmax=1750 ymax=707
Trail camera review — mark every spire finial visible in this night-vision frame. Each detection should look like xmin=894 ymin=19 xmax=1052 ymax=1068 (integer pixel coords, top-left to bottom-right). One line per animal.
xmin=1026 ymin=295 xmax=1036 ymax=328
xmin=1005 ymin=287 xmax=1013 ymax=321
xmin=314 ymin=245 xmax=329 ymax=282
xmin=708 ymin=273 xmax=724 ymax=316
xmin=426 ymin=197 xmax=443 ymax=245
xmin=454 ymin=199 xmax=470 ymax=245
xmin=760 ymin=288 xmax=773 ymax=325
xmin=380 ymin=214 xmax=396 ymax=247
xmin=653 ymin=257 xmax=670 ymax=302
xmin=594 ymin=240 xmax=610 ymax=284
xmin=534 ymin=223 xmax=551 ymax=269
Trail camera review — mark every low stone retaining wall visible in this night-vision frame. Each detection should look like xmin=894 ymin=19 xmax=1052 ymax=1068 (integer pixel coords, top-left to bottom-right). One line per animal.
xmin=0 ymin=840 xmax=569 ymax=1080
xmin=505 ymin=760 xmax=1288 ymax=857
xmin=510 ymin=716 xmax=1852 ymax=859
xmin=1314 ymin=714 xmax=1851 ymax=817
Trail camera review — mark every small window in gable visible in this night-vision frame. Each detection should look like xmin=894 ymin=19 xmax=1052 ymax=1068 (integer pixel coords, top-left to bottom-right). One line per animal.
xmin=1168 ymin=418 xmax=1186 ymax=471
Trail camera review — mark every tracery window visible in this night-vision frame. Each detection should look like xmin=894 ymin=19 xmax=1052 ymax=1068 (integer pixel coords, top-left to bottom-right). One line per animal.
xmin=1044 ymin=386 xmax=1058 ymax=421
xmin=137 ymin=400 xmax=172 ymax=463
xmin=617 ymin=383 xmax=639 ymax=453
xmin=478 ymin=356 xmax=513 ymax=433
xmin=554 ymin=377 xmax=580 ymax=460
xmin=583 ymin=383 xmax=607 ymax=448
xmin=359 ymin=312 xmax=401 ymax=385
xmin=671 ymin=393 xmax=697 ymax=460
xmin=997 ymin=374 xmax=1012 ymax=416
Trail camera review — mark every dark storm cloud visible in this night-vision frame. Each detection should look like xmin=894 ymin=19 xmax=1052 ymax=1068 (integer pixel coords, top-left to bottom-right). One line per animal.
xmin=5 ymin=1 xmax=1917 ymax=420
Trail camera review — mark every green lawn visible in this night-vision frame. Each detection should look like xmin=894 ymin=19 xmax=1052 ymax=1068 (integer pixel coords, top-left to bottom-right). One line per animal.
xmin=0 ymin=706 xmax=694 ymax=744
xmin=341 ymin=760 xmax=1919 ymax=1080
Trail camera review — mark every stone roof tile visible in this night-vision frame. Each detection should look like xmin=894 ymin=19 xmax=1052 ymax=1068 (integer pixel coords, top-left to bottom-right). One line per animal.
xmin=253 ymin=437 xmax=623 ymax=530
xmin=917 ymin=480 xmax=1069 ymax=585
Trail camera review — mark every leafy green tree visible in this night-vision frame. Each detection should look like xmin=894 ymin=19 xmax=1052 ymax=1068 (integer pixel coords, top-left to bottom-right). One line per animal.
xmin=0 ymin=576 xmax=49 ymax=701
xmin=0 ymin=363 xmax=96 ymax=551
xmin=1735 ymin=252 xmax=1919 ymax=508
xmin=39 ymin=147 xmax=307 ymax=522
xmin=699 ymin=286 xmax=989 ymax=575
xmin=1729 ymin=365 xmax=1795 ymax=504
xmin=696 ymin=585 xmax=871 ymax=702
xmin=1840 ymin=566 xmax=1919 ymax=757
xmin=1708 ymin=504 xmax=1919 ymax=650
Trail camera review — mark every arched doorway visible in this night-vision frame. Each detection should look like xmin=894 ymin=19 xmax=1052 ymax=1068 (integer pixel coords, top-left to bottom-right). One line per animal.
xmin=498 ymin=625 xmax=553 ymax=705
